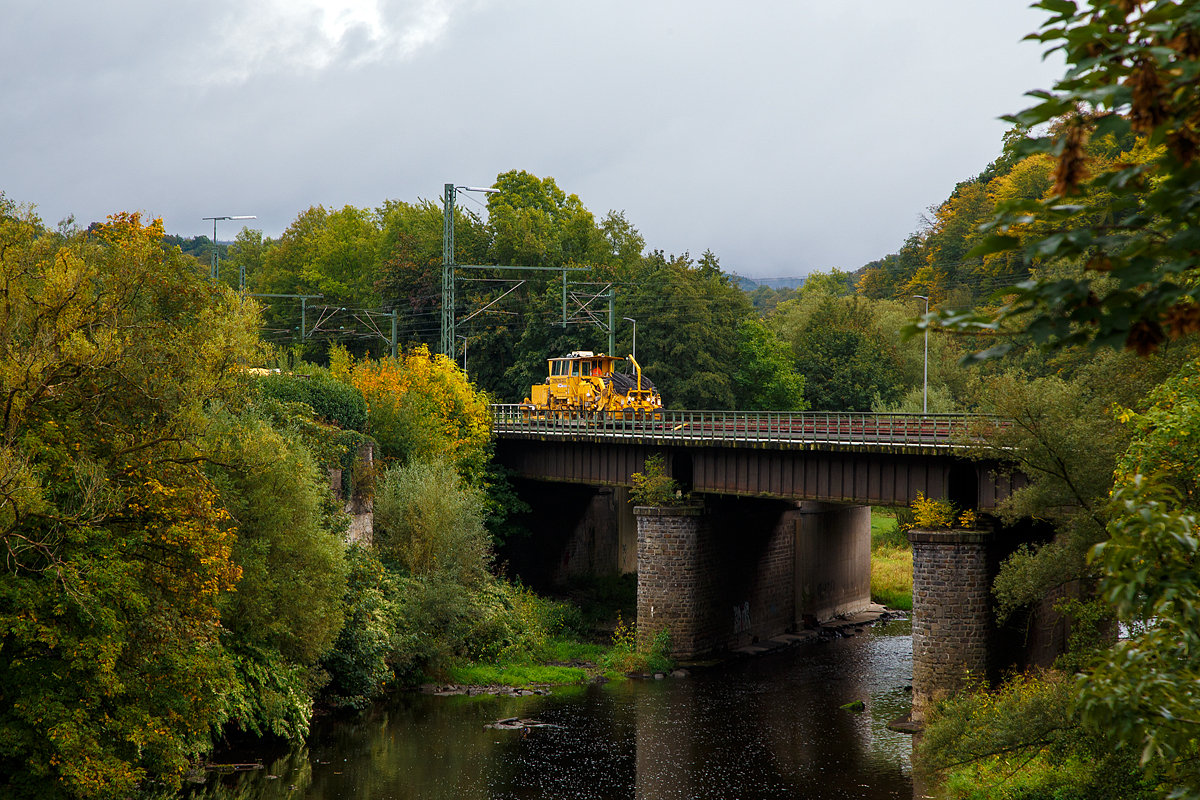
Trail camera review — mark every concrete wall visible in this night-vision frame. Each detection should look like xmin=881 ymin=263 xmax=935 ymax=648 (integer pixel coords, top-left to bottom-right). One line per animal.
xmin=795 ymin=502 xmax=872 ymax=623
xmin=329 ymin=441 xmax=374 ymax=545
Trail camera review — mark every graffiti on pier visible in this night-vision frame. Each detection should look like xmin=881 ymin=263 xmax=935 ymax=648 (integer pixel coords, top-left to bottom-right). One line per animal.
xmin=733 ymin=601 xmax=751 ymax=634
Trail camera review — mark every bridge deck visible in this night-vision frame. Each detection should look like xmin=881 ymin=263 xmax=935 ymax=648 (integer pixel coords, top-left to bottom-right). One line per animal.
xmin=493 ymin=406 xmax=988 ymax=455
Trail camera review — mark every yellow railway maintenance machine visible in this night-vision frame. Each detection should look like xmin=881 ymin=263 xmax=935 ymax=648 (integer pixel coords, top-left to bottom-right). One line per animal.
xmin=522 ymin=351 xmax=663 ymax=419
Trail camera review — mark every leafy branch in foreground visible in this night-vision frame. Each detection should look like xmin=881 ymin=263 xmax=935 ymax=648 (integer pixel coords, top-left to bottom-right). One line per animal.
xmin=912 ymin=1 xmax=1200 ymax=362
xmin=1080 ymin=476 xmax=1200 ymax=798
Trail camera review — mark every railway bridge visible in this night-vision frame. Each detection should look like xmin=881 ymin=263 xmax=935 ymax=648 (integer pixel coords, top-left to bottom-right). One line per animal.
xmin=493 ymin=406 xmax=1043 ymax=718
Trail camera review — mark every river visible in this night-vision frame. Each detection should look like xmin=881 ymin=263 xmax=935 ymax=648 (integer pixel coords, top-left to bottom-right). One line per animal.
xmin=184 ymin=617 xmax=915 ymax=799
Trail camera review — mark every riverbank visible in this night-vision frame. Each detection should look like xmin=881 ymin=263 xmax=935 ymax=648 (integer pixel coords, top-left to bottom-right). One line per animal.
xmin=421 ymin=604 xmax=906 ymax=700
xmin=406 ymin=573 xmax=672 ymax=690
xmin=416 ymin=515 xmax=915 ymax=693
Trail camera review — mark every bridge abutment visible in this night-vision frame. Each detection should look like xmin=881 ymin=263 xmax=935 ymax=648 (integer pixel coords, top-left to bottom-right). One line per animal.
xmin=795 ymin=502 xmax=872 ymax=623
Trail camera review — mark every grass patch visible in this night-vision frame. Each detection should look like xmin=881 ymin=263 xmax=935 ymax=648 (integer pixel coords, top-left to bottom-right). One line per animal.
xmin=436 ymin=574 xmax=672 ymax=687
xmin=871 ymin=507 xmax=910 ymax=549
xmin=873 ymin=546 xmax=907 ymax=609
xmin=870 ymin=507 xmax=896 ymax=538
xmin=871 ymin=544 xmax=912 ymax=610
xmin=445 ymin=663 xmax=588 ymax=687
xmin=871 ymin=508 xmax=912 ymax=610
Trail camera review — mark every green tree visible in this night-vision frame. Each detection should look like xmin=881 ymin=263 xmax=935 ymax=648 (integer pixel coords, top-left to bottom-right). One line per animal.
xmin=774 ymin=295 xmax=903 ymax=411
xmin=1115 ymin=356 xmax=1200 ymax=507
xmin=963 ymin=355 xmax=1135 ymax=620
xmin=251 ymin=205 xmax=387 ymax=361
xmin=222 ymin=226 xmax=267 ymax=291
xmin=205 ymin=409 xmax=349 ymax=738
xmin=0 ymin=209 xmax=259 ymax=797
xmin=798 ymin=268 xmax=854 ymax=298
xmin=376 ymin=198 xmax=490 ymax=353
xmin=487 ymin=170 xmax=607 ymax=268
xmin=619 ymin=250 xmax=751 ymax=409
xmin=1082 ymin=476 xmax=1200 ymax=798
xmin=733 ymin=318 xmax=808 ymax=410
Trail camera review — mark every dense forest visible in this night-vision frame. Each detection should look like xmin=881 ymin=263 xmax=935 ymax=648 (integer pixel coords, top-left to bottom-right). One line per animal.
xmin=177 ymin=169 xmax=969 ymax=416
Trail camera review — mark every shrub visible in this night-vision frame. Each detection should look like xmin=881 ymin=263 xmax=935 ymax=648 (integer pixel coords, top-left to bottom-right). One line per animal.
xmin=630 ymin=454 xmax=685 ymax=506
xmin=602 ymin=612 xmax=674 ymax=674
xmin=322 ymin=544 xmax=398 ymax=707
xmin=348 ymin=346 xmax=491 ymax=471
xmin=912 ymin=491 xmax=956 ymax=528
xmin=920 ymin=671 xmax=1155 ymax=800
xmin=258 ymin=370 xmax=368 ymax=432
xmin=373 ymin=458 xmax=492 ymax=585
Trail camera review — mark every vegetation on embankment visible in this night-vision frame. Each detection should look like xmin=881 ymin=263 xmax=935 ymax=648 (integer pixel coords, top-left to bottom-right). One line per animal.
xmin=437 ymin=574 xmax=673 ymax=689
xmin=870 ymin=508 xmax=912 ymax=612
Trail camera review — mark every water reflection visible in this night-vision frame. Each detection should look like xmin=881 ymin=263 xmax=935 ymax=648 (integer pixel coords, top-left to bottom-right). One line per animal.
xmin=185 ymin=619 xmax=913 ymax=799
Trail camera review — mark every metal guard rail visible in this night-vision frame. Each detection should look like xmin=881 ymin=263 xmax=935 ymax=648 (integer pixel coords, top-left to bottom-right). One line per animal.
xmin=491 ymin=405 xmax=994 ymax=448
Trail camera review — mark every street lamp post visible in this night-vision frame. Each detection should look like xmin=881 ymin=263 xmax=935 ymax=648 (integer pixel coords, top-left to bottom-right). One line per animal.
xmin=623 ymin=317 xmax=637 ymax=362
xmin=913 ymin=295 xmax=930 ymax=415
xmin=442 ymin=184 xmax=499 ymax=357
xmin=202 ymin=215 xmax=257 ymax=288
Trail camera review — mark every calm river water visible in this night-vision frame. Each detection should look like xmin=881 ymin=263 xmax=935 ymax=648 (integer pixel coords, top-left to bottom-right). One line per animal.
xmin=184 ymin=618 xmax=916 ymax=800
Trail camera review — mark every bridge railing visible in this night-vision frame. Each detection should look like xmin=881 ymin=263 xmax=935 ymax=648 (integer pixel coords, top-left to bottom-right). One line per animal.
xmin=491 ymin=405 xmax=992 ymax=448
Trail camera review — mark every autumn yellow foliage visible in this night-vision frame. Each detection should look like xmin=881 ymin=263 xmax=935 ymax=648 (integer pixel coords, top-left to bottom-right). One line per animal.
xmin=345 ymin=345 xmax=492 ymax=470
xmin=912 ymin=491 xmax=955 ymax=528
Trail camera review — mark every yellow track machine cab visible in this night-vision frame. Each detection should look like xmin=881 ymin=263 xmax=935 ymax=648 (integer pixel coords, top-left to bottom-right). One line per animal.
xmin=522 ymin=351 xmax=662 ymax=418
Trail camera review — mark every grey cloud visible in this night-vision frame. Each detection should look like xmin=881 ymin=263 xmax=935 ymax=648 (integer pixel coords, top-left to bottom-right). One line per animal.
xmin=2 ymin=0 xmax=1063 ymax=278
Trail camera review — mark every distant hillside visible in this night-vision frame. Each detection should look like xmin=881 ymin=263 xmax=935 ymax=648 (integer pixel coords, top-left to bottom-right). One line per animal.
xmin=732 ymin=275 xmax=807 ymax=291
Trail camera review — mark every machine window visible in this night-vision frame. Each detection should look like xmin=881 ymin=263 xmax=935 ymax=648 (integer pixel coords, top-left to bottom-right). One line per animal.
xmin=580 ymin=362 xmax=591 ymax=376
xmin=570 ymin=361 xmax=580 ymax=377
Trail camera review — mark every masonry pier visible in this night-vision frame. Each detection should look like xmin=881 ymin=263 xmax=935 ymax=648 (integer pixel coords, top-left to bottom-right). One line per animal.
xmin=907 ymin=521 xmax=1066 ymax=723
xmin=909 ymin=529 xmax=995 ymax=721
xmin=634 ymin=499 xmax=871 ymax=658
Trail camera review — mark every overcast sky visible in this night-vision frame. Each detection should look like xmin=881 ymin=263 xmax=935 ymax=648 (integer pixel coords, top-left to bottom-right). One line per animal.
xmin=1 ymin=1 xmax=1063 ymax=279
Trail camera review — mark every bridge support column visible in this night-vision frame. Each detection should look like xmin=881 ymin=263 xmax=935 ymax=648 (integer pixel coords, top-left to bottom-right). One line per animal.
xmin=635 ymin=506 xmax=710 ymax=657
xmin=909 ymin=529 xmax=994 ymax=722
xmin=634 ymin=499 xmax=802 ymax=658
xmin=795 ymin=503 xmax=871 ymax=624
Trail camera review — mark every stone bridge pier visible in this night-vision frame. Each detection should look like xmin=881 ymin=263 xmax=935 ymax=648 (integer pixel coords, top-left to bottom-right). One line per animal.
xmin=909 ymin=519 xmax=1066 ymax=723
xmin=634 ymin=499 xmax=871 ymax=658
xmin=909 ymin=529 xmax=996 ymax=721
